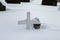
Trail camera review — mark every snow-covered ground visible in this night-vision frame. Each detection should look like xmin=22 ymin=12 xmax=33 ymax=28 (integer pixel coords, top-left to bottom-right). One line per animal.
xmin=0 ymin=0 xmax=60 ymax=40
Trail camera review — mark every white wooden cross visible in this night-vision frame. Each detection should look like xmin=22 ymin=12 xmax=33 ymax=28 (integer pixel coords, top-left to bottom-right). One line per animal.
xmin=18 ymin=12 xmax=40 ymax=29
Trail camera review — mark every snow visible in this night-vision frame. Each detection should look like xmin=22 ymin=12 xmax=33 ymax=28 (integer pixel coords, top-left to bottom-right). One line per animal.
xmin=0 ymin=0 xmax=60 ymax=40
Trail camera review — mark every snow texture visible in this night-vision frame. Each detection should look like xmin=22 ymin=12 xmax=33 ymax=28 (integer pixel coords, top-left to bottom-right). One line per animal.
xmin=0 ymin=0 xmax=60 ymax=40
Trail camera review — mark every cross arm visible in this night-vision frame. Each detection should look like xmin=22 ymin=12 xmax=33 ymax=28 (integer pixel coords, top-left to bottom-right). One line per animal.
xmin=18 ymin=20 xmax=27 ymax=24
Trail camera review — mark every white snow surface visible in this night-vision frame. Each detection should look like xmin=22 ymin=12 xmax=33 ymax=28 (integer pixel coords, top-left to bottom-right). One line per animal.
xmin=0 ymin=0 xmax=60 ymax=40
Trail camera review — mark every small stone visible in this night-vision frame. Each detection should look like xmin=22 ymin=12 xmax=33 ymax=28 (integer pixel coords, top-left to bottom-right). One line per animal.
xmin=33 ymin=24 xmax=41 ymax=29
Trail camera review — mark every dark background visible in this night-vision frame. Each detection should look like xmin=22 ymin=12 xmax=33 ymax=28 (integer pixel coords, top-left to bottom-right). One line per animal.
xmin=5 ymin=0 xmax=30 ymax=3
